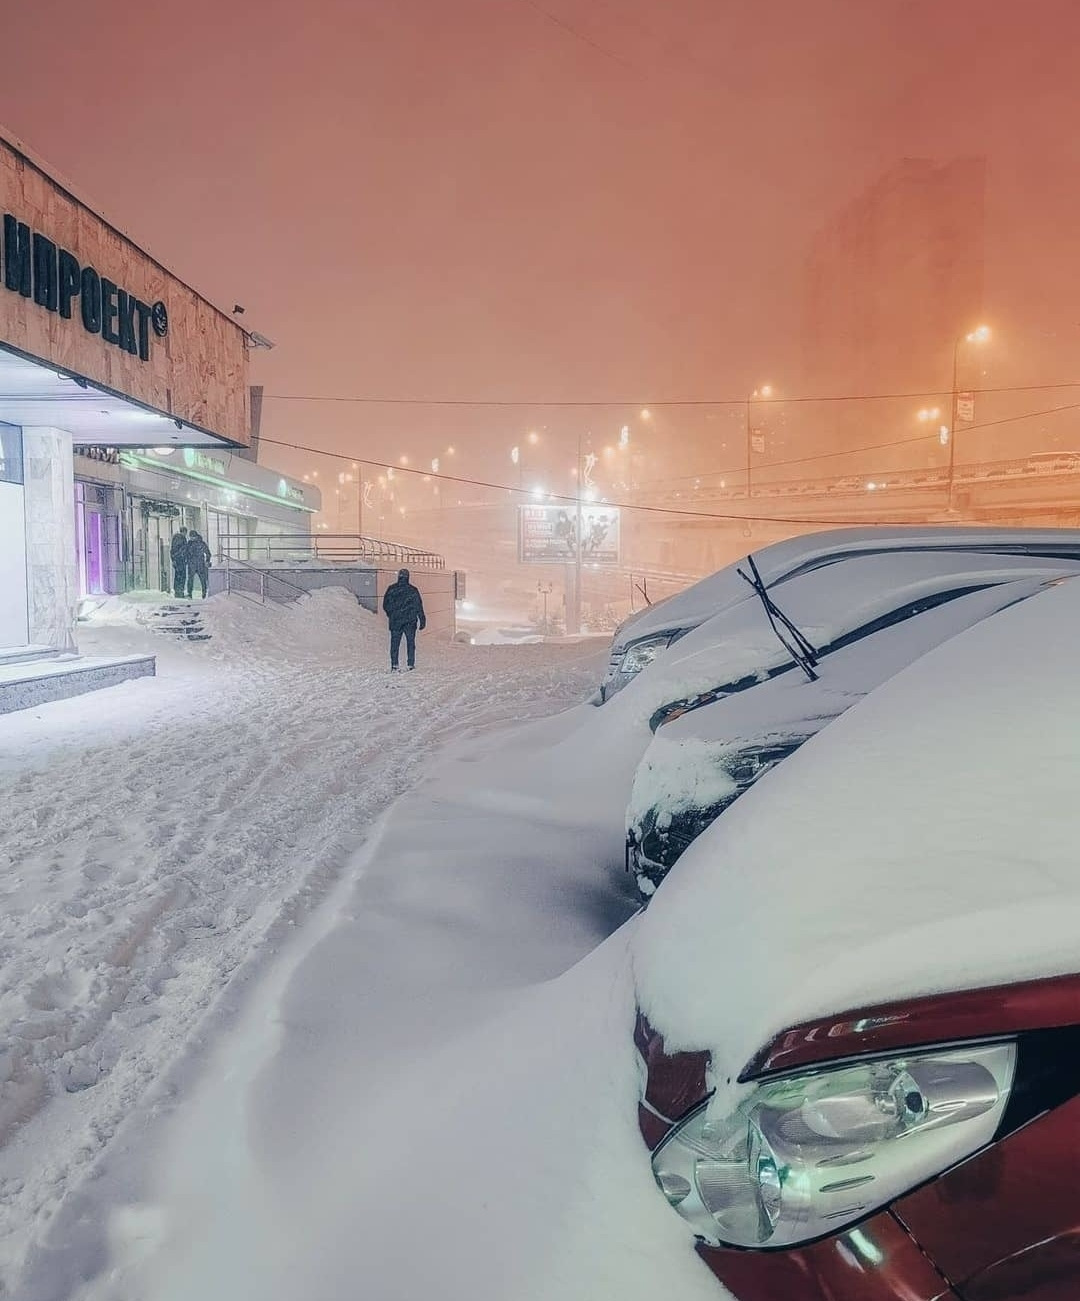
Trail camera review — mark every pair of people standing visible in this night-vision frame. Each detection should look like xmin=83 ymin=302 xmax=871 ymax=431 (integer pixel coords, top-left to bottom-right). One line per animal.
xmin=170 ymin=527 xmax=212 ymax=599
xmin=381 ymin=568 xmax=426 ymax=671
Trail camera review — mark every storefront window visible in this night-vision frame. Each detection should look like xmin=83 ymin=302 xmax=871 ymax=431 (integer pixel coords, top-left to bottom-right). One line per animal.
xmin=0 ymin=422 xmax=23 ymax=484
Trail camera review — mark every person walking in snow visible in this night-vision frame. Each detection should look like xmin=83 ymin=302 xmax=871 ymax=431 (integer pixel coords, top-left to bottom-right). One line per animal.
xmin=185 ymin=529 xmax=212 ymax=599
xmin=170 ymin=526 xmax=189 ymax=599
xmin=382 ymin=567 xmax=426 ymax=671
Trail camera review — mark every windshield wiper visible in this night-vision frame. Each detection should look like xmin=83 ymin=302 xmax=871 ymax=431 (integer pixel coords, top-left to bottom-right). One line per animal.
xmin=737 ymin=554 xmax=820 ymax=682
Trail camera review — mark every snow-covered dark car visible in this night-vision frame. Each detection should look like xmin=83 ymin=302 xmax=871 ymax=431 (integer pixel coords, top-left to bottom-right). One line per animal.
xmin=599 ymin=525 xmax=1080 ymax=702
xmin=625 ymin=559 xmax=1080 ymax=899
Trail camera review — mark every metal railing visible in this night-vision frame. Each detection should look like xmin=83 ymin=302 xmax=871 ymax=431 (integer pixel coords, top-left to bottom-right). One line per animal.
xmin=217 ymin=532 xmax=445 ymax=570
xmin=222 ymin=553 xmax=313 ymax=605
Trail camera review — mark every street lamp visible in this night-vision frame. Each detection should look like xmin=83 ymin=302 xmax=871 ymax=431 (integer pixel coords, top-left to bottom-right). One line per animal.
xmin=947 ymin=326 xmax=991 ymax=510
xmin=746 ymin=384 xmax=773 ymax=498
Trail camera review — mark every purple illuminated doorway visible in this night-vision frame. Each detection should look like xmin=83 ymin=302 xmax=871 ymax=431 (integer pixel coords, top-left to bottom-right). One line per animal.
xmin=75 ymin=483 xmax=108 ymax=596
xmin=85 ymin=511 xmax=104 ymax=592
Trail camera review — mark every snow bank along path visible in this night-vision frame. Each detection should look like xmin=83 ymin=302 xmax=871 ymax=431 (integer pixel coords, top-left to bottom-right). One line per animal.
xmin=0 ymin=590 xmax=602 ymax=1291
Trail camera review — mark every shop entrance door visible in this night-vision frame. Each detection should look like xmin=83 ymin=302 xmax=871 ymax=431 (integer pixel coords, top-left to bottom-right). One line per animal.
xmin=86 ymin=511 xmax=104 ymax=592
xmin=0 ymin=481 xmax=28 ymax=647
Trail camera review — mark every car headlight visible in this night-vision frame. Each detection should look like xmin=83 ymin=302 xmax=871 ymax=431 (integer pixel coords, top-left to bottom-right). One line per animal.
xmin=620 ymin=634 xmax=674 ymax=677
xmin=651 ymin=1041 xmax=1015 ymax=1248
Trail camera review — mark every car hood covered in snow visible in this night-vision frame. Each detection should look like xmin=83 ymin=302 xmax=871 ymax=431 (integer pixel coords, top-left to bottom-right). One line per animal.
xmin=625 ymin=575 xmax=1058 ymax=831
xmin=631 ymin=575 xmax=1080 ymax=1103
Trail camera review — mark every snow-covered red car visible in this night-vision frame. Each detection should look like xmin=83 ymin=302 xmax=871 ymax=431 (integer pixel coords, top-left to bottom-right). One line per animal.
xmin=630 ymin=573 xmax=1080 ymax=1300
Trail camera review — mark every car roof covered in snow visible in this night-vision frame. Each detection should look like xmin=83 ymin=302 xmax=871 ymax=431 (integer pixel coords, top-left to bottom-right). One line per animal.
xmin=611 ymin=525 xmax=1080 ymax=651
xmin=631 ymin=573 xmax=1080 ymax=1095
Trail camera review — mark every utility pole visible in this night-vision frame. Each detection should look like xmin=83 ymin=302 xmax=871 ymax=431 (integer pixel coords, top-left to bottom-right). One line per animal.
xmin=947 ymin=327 xmax=990 ymax=513
xmin=354 ymin=463 xmax=363 ymax=544
xmin=745 ymin=394 xmax=752 ymax=499
xmin=572 ymin=431 xmax=583 ymax=635
xmin=538 ymin=580 xmax=553 ymax=632
xmin=745 ymin=384 xmax=773 ymax=500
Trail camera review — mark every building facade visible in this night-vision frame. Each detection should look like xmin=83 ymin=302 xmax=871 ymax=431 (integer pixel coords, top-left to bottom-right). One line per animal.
xmin=71 ymin=445 xmax=318 ymax=597
xmin=0 ymin=127 xmax=251 ymax=651
xmin=799 ymin=157 xmax=987 ymax=472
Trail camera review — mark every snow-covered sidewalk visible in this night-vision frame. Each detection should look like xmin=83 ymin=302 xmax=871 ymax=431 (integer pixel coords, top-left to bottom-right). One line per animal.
xmin=0 ymin=591 xmax=607 ymax=1294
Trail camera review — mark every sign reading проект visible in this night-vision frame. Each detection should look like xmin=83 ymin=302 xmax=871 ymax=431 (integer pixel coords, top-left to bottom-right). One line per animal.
xmin=1 ymin=212 xmax=168 ymax=363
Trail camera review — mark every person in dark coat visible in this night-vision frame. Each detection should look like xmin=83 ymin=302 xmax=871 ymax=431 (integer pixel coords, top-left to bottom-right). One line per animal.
xmin=381 ymin=568 xmax=426 ymax=671
xmin=170 ymin=527 xmax=188 ymax=598
xmin=185 ymin=529 xmax=212 ymax=599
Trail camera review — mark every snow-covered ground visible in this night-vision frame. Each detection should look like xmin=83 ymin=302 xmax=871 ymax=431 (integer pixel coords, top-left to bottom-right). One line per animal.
xmin=15 ymin=568 xmax=1078 ymax=1301
xmin=0 ymin=590 xmax=633 ymax=1298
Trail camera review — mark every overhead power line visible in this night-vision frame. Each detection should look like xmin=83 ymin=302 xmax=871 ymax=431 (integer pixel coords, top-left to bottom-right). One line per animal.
xmin=657 ymin=399 xmax=1080 ymax=484
xmin=260 ymin=395 xmax=1080 ymax=495
xmin=255 ymin=433 xmax=998 ymax=529
xmin=263 ymin=380 xmax=1080 ymax=409
xmin=513 ymin=0 xmax=632 ymax=69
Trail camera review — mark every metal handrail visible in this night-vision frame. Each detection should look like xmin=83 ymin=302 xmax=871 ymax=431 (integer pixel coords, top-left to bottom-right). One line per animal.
xmin=216 ymin=532 xmax=446 ymax=570
xmin=222 ymin=552 xmax=313 ymax=604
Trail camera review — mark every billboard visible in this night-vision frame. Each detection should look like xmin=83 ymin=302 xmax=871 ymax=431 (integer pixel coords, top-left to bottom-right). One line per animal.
xmin=518 ymin=504 xmax=621 ymax=566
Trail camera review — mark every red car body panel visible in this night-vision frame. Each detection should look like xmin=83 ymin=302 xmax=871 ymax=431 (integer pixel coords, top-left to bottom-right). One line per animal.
xmin=635 ymin=972 xmax=1080 ymax=1300
xmin=895 ymin=1094 xmax=1080 ymax=1301
xmin=695 ymin=1212 xmax=956 ymax=1301
xmin=741 ymin=972 xmax=1080 ymax=1080
xmin=634 ymin=1011 xmax=708 ymax=1124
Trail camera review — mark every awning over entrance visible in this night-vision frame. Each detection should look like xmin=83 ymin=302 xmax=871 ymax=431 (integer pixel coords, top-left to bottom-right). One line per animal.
xmin=0 ymin=345 xmax=235 ymax=447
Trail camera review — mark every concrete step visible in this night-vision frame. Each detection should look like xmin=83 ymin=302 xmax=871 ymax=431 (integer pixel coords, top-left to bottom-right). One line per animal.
xmin=0 ymin=654 xmax=156 ymax=715
xmin=137 ymin=606 xmax=211 ymax=642
xmin=0 ymin=644 xmax=58 ymax=668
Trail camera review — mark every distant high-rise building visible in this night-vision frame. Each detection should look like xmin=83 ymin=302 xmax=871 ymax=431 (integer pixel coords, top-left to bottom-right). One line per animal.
xmin=799 ymin=157 xmax=987 ymax=470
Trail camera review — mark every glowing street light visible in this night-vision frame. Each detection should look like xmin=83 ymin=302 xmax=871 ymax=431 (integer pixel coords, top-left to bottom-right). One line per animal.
xmin=917 ymin=406 xmax=942 ymax=423
xmin=640 ymin=408 xmax=651 ymax=421
xmin=527 ymin=430 xmax=540 ymax=445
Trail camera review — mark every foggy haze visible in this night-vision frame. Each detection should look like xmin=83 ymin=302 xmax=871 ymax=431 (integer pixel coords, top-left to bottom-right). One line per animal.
xmin=4 ymin=0 xmax=1079 ymax=608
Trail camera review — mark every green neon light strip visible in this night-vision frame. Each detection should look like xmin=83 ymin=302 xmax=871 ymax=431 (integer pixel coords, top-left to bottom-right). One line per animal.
xmin=120 ymin=452 xmax=317 ymax=513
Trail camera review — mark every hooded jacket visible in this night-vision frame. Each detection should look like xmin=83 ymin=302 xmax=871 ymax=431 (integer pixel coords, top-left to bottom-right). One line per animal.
xmin=382 ymin=577 xmax=426 ymax=630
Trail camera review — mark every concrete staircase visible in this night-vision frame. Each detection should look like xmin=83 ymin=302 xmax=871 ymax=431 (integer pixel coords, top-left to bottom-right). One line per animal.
xmin=139 ymin=604 xmax=211 ymax=642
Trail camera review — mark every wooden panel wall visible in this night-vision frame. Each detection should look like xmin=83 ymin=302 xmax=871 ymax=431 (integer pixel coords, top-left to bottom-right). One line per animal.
xmin=0 ymin=137 xmax=249 ymax=446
